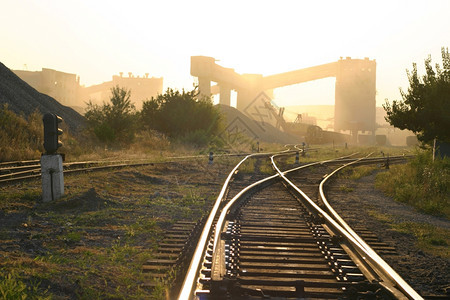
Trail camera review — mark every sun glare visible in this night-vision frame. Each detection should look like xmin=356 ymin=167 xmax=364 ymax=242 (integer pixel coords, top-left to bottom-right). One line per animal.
xmin=1 ymin=0 xmax=448 ymax=107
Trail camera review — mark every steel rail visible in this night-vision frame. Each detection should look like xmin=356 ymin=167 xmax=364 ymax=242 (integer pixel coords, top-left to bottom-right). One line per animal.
xmin=0 ymin=152 xmax=403 ymax=186
xmin=0 ymin=160 xmax=172 ymax=185
xmin=211 ymin=151 xmax=365 ymax=253
xmin=331 ymin=155 xmax=412 ymax=167
xmin=177 ymin=149 xmax=296 ymax=300
xmin=0 ymin=168 xmax=40 ymax=179
xmin=318 ymin=156 xmax=423 ymax=299
xmin=0 ymin=164 xmax=41 ymax=174
xmin=0 ymin=159 xmax=40 ymax=168
xmin=179 ymin=152 xmax=361 ymax=299
xmin=0 ymin=152 xmax=252 ymax=185
xmin=271 ymin=155 xmax=422 ymax=299
xmin=206 ymin=154 xmax=361 ymax=288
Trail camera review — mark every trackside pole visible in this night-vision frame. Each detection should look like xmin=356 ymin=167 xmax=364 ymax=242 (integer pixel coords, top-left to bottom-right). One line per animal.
xmin=209 ymin=152 xmax=214 ymax=164
xmin=41 ymin=154 xmax=64 ymax=202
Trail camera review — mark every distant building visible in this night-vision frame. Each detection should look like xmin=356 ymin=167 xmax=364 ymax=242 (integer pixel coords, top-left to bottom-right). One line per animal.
xmin=13 ymin=69 xmax=163 ymax=111
xmin=83 ymin=72 xmax=163 ymax=110
xmin=13 ymin=68 xmax=81 ymax=106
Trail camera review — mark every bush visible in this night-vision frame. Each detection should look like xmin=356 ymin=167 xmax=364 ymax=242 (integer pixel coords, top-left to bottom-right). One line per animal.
xmin=84 ymin=86 xmax=138 ymax=146
xmin=375 ymin=149 xmax=449 ymax=218
xmin=141 ymin=87 xmax=222 ymax=145
xmin=178 ymin=129 xmax=211 ymax=147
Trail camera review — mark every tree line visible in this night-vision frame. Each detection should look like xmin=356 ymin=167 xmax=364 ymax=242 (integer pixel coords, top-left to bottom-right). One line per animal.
xmin=84 ymin=86 xmax=222 ymax=147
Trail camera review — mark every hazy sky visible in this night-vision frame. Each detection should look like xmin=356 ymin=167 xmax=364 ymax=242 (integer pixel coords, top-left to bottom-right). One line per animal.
xmin=1 ymin=0 xmax=449 ymax=108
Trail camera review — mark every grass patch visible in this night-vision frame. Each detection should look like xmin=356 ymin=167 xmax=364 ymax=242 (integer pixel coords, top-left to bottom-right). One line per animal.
xmin=0 ymin=160 xmax=228 ymax=299
xmin=0 ymin=188 xmax=41 ymax=211
xmin=238 ymin=158 xmax=255 ymax=174
xmin=368 ymin=210 xmax=449 ymax=258
xmin=367 ymin=210 xmax=394 ymax=224
xmin=0 ymin=271 xmax=50 ymax=300
xmin=393 ymin=222 xmax=449 ymax=252
xmin=375 ymin=150 xmax=449 ymax=218
xmin=258 ymin=159 xmax=276 ymax=175
xmin=338 ymin=185 xmax=354 ymax=193
xmin=339 ymin=165 xmax=376 ymax=180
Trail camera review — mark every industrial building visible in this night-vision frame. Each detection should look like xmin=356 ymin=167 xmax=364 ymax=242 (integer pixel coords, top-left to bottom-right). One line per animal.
xmin=83 ymin=72 xmax=163 ymax=110
xmin=191 ymin=56 xmax=377 ymax=142
xmin=13 ymin=69 xmax=163 ymax=111
xmin=13 ymin=68 xmax=81 ymax=107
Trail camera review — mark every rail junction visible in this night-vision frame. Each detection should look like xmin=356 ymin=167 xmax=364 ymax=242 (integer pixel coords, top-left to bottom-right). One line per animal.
xmin=177 ymin=150 xmax=421 ymax=299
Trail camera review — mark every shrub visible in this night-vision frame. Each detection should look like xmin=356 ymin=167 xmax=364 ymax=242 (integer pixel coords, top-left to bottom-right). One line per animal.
xmin=141 ymin=87 xmax=222 ymax=144
xmin=0 ymin=104 xmax=43 ymax=161
xmin=84 ymin=86 xmax=138 ymax=146
xmin=375 ymin=149 xmax=449 ymax=218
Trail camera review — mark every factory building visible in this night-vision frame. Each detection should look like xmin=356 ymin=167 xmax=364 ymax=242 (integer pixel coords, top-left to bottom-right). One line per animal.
xmin=83 ymin=72 xmax=163 ymax=110
xmin=13 ymin=68 xmax=81 ymax=106
xmin=13 ymin=69 xmax=163 ymax=111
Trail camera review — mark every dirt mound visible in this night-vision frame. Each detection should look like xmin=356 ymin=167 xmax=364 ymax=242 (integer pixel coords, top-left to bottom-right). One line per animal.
xmin=46 ymin=188 xmax=116 ymax=212
xmin=0 ymin=62 xmax=85 ymax=133
xmin=217 ymin=104 xmax=300 ymax=144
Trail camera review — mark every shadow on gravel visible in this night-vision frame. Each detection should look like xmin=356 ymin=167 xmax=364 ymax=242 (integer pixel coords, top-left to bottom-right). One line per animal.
xmin=115 ymin=170 xmax=171 ymax=185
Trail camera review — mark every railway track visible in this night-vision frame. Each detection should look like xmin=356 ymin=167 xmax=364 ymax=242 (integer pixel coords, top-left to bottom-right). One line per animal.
xmin=177 ymin=151 xmax=421 ymax=299
xmin=0 ymin=160 xmax=153 ymax=185
xmin=0 ymin=153 xmax=249 ymax=185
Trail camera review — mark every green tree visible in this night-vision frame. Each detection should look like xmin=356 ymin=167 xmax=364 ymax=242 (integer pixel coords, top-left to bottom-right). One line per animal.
xmin=85 ymin=86 xmax=138 ymax=145
xmin=141 ymin=87 xmax=222 ymax=146
xmin=383 ymin=47 xmax=450 ymax=145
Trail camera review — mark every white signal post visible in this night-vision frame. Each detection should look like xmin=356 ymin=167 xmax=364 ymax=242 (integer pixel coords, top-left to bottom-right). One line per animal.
xmin=41 ymin=154 xmax=64 ymax=202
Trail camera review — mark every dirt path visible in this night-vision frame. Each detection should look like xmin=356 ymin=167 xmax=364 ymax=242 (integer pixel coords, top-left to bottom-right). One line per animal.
xmin=328 ymin=170 xmax=450 ymax=297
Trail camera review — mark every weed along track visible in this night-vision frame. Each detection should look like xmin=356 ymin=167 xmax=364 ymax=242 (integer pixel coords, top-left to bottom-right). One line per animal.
xmin=178 ymin=152 xmax=423 ymax=299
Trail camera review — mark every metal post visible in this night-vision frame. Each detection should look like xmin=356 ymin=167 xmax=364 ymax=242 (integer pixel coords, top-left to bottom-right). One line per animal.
xmin=295 ymin=151 xmax=299 ymax=164
xmin=385 ymin=155 xmax=390 ymax=169
xmin=209 ymin=152 xmax=214 ymax=165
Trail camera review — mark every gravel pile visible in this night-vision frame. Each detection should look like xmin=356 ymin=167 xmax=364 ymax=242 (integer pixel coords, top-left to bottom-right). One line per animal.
xmin=0 ymin=62 xmax=85 ymax=133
